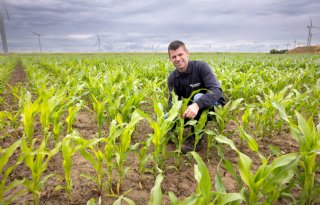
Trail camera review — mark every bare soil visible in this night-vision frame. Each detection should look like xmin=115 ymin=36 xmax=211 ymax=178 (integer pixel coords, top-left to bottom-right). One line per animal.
xmin=1 ymin=63 xmax=299 ymax=205
xmin=288 ymin=45 xmax=320 ymax=54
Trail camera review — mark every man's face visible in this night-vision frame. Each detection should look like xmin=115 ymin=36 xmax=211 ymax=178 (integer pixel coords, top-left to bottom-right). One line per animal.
xmin=169 ymin=46 xmax=189 ymax=72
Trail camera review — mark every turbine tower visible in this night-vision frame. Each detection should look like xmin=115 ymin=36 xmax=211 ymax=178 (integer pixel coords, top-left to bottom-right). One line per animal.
xmin=0 ymin=0 xmax=9 ymax=53
xmin=307 ymin=16 xmax=313 ymax=46
xmin=32 ymin=31 xmax=42 ymax=52
xmin=97 ymin=33 xmax=101 ymax=52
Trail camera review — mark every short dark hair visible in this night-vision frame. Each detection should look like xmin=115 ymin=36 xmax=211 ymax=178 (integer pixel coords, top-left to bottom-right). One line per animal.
xmin=168 ymin=40 xmax=187 ymax=52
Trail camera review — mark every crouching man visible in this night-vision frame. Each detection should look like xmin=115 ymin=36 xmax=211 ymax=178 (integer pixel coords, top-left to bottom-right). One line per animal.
xmin=167 ymin=40 xmax=225 ymax=154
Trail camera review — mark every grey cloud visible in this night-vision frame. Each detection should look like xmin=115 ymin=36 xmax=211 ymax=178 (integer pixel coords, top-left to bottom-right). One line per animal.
xmin=2 ymin=0 xmax=320 ymax=52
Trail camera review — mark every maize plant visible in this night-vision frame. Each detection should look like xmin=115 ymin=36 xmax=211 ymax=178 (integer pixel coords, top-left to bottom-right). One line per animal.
xmin=274 ymin=103 xmax=320 ymax=205
xmin=20 ymin=91 xmax=39 ymax=146
xmin=3 ymin=110 xmax=21 ymax=137
xmin=168 ymin=152 xmax=243 ymax=205
xmin=61 ymin=131 xmax=79 ymax=202
xmin=172 ymin=90 xmax=203 ymax=168
xmin=136 ymin=98 xmax=181 ymax=171
xmin=113 ymin=110 xmax=144 ymax=193
xmin=21 ymin=138 xmax=61 ymax=205
xmin=216 ymin=133 xmax=299 ymax=204
xmin=90 ymin=94 xmax=107 ymax=138
xmin=74 ymin=136 xmax=106 ymax=197
xmin=65 ymin=101 xmax=83 ymax=134
xmin=0 ymin=140 xmax=27 ymax=204
xmin=254 ymin=85 xmax=294 ymax=137
xmin=148 ymin=169 xmax=163 ymax=205
xmin=38 ymin=86 xmax=64 ymax=141
xmin=208 ymin=98 xmax=243 ymax=136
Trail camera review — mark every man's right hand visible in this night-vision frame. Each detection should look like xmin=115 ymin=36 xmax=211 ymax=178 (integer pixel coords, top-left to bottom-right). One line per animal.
xmin=182 ymin=103 xmax=199 ymax=119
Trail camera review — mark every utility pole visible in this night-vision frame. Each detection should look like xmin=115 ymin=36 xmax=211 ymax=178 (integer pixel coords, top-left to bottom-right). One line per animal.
xmin=307 ymin=16 xmax=313 ymax=46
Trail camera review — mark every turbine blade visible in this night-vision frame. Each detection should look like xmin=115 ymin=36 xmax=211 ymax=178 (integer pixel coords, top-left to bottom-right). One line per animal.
xmin=5 ymin=6 xmax=10 ymax=20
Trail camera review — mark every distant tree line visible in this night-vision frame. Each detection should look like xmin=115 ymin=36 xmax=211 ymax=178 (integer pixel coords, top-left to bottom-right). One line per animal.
xmin=270 ymin=49 xmax=288 ymax=54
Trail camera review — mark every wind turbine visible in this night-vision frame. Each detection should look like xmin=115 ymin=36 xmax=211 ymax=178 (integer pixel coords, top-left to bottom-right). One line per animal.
xmin=32 ymin=31 xmax=43 ymax=52
xmin=0 ymin=0 xmax=9 ymax=53
xmin=96 ymin=33 xmax=101 ymax=52
xmin=307 ymin=16 xmax=314 ymax=46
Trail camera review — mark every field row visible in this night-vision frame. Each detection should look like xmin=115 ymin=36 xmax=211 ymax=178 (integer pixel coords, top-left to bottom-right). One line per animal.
xmin=0 ymin=53 xmax=319 ymax=204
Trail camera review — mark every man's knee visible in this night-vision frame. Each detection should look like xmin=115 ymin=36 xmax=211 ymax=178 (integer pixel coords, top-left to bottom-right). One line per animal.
xmin=192 ymin=93 xmax=204 ymax=102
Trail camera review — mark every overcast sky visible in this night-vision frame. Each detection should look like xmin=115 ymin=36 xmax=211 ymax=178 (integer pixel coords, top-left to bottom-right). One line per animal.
xmin=1 ymin=0 xmax=320 ymax=52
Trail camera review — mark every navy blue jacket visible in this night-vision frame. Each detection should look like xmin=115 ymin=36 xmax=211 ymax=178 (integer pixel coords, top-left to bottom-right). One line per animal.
xmin=168 ymin=60 xmax=223 ymax=110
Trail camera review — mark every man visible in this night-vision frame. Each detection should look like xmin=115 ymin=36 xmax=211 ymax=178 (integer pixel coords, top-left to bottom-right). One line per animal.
xmin=167 ymin=40 xmax=224 ymax=153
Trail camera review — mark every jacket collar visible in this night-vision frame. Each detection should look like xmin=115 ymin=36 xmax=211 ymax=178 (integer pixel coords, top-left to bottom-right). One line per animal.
xmin=173 ymin=61 xmax=192 ymax=77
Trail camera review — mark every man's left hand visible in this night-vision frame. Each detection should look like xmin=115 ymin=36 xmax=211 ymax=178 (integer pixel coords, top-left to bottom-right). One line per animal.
xmin=182 ymin=103 xmax=199 ymax=119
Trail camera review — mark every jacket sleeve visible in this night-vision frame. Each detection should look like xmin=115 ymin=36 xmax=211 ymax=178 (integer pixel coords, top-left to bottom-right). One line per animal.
xmin=195 ymin=62 xmax=223 ymax=110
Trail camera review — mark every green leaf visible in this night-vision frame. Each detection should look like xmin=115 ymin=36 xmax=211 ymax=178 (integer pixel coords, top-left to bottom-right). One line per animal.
xmin=168 ymin=192 xmax=179 ymax=205
xmin=238 ymin=152 xmax=252 ymax=187
xmin=217 ymin=193 xmax=243 ymax=205
xmin=239 ymin=127 xmax=259 ymax=152
xmin=113 ymin=195 xmax=136 ymax=205
xmin=191 ymin=152 xmax=211 ymax=204
xmin=215 ymin=135 xmax=238 ymax=152
xmin=229 ymin=98 xmax=244 ymax=111
xmin=272 ymin=102 xmax=289 ymax=123
xmin=149 ymin=172 xmax=164 ymax=205
xmin=215 ymin=173 xmax=226 ymax=193
xmin=0 ymin=139 xmax=21 ymax=173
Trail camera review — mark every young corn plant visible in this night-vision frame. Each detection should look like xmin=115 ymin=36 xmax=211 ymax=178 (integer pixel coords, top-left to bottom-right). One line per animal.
xmin=241 ymin=105 xmax=254 ymax=132
xmin=61 ymin=131 xmax=79 ymax=203
xmin=168 ymin=152 xmax=243 ymax=205
xmin=254 ymin=85 xmax=294 ymax=137
xmin=148 ymin=169 xmax=164 ymax=205
xmin=21 ymin=138 xmax=61 ymax=205
xmin=119 ymin=79 xmax=145 ymax=122
xmin=215 ymin=132 xmax=299 ymax=205
xmin=37 ymin=85 xmax=67 ymax=142
xmin=52 ymin=107 xmax=65 ymax=142
xmin=0 ymin=140 xmax=27 ymax=204
xmin=113 ymin=110 xmax=144 ymax=193
xmin=169 ymin=94 xmax=187 ymax=169
xmin=273 ymin=103 xmax=320 ymax=205
xmin=3 ymin=110 xmax=21 ymax=138
xmin=72 ymin=120 xmax=123 ymax=199
xmin=186 ymin=110 xmax=209 ymax=151
xmin=38 ymin=90 xmax=57 ymax=141
xmin=171 ymin=90 xmax=200 ymax=168
xmin=20 ymin=91 xmax=39 ymax=146
xmin=137 ymin=137 xmax=152 ymax=174
xmin=51 ymin=92 xmax=77 ymax=142
xmin=208 ymin=98 xmax=243 ymax=136
xmin=136 ymin=98 xmax=182 ymax=171
xmin=65 ymin=101 xmax=83 ymax=134
xmin=90 ymin=94 xmax=107 ymax=138
xmin=103 ymin=120 xmax=121 ymax=194
xmin=73 ymin=136 xmax=106 ymax=197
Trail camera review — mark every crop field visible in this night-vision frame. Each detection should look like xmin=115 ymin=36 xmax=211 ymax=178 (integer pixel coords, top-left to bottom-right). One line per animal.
xmin=0 ymin=52 xmax=319 ymax=205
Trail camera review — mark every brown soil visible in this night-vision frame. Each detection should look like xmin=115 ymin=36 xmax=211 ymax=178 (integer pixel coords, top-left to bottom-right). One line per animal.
xmin=0 ymin=60 xmax=28 ymax=111
xmin=1 ymin=63 xmax=299 ymax=205
xmin=288 ymin=45 xmax=320 ymax=54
